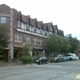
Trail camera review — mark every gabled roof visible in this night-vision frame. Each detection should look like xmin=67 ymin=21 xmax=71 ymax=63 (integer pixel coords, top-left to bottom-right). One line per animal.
xmin=43 ymin=23 xmax=48 ymax=30
xmin=58 ymin=29 xmax=64 ymax=36
xmin=43 ymin=22 xmax=53 ymax=31
xmin=53 ymin=25 xmax=58 ymax=33
xmin=30 ymin=18 xmax=37 ymax=26
xmin=37 ymin=21 xmax=43 ymax=28
xmin=17 ymin=11 xmax=22 ymax=20
xmin=58 ymin=29 xmax=61 ymax=35
xmin=17 ymin=12 xmax=30 ymax=24
xmin=61 ymin=30 xmax=64 ymax=36
xmin=22 ymin=14 xmax=27 ymax=23
xmin=26 ymin=15 xmax=30 ymax=24
xmin=0 ymin=4 xmax=10 ymax=9
xmin=0 ymin=4 xmax=10 ymax=14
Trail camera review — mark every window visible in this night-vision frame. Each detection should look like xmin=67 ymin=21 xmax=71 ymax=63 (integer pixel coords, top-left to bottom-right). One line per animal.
xmin=14 ymin=34 xmax=22 ymax=42
xmin=33 ymin=38 xmax=38 ymax=44
xmin=0 ymin=17 xmax=10 ymax=24
xmin=24 ymin=36 xmax=30 ymax=44
xmin=21 ymin=23 xmax=25 ymax=30
xmin=50 ymin=27 xmax=52 ymax=31
xmin=17 ymin=20 xmax=21 ymax=28
xmin=45 ymin=31 xmax=48 ymax=36
xmin=40 ymin=29 xmax=42 ymax=35
xmin=34 ymin=27 xmax=37 ymax=33
xmin=56 ymin=30 xmax=57 ymax=33
xmin=1 ymin=17 xmax=6 ymax=23
xmin=6 ymin=17 xmax=10 ymax=24
xmin=38 ymin=40 xmax=43 ymax=45
xmin=45 ymin=33 xmax=47 ymax=36
xmin=26 ymin=24 xmax=30 ymax=31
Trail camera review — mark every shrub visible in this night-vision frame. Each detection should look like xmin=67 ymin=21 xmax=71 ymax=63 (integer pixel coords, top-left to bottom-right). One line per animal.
xmin=20 ymin=55 xmax=34 ymax=64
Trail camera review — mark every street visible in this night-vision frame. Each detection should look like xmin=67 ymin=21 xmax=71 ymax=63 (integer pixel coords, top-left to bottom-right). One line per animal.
xmin=0 ymin=60 xmax=80 ymax=80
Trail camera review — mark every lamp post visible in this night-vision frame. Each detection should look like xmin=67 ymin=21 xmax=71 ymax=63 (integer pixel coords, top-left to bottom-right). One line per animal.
xmin=43 ymin=50 xmax=45 ymax=56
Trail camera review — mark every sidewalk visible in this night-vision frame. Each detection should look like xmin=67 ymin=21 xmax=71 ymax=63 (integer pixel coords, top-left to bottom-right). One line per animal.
xmin=0 ymin=61 xmax=37 ymax=69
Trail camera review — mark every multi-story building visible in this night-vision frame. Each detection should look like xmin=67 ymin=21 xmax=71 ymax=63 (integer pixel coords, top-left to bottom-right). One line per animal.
xmin=0 ymin=4 xmax=64 ymax=62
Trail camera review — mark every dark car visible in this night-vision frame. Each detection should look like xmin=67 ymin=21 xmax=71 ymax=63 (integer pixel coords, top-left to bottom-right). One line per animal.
xmin=50 ymin=55 xmax=63 ymax=62
xmin=34 ymin=56 xmax=48 ymax=65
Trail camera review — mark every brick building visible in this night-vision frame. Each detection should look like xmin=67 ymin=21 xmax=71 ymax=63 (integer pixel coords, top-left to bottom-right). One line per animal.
xmin=0 ymin=4 xmax=64 ymax=62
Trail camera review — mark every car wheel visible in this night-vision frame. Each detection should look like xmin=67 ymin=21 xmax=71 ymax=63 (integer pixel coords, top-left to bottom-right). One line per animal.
xmin=56 ymin=60 xmax=59 ymax=63
xmin=46 ymin=61 xmax=48 ymax=64
xmin=39 ymin=61 xmax=41 ymax=64
xmin=70 ymin=58 xmax=72 ymax=61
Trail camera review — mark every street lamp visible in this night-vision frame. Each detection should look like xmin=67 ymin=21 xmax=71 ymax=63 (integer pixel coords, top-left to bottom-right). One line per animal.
xmin=43 ymin=50 xmax=45 ymax=56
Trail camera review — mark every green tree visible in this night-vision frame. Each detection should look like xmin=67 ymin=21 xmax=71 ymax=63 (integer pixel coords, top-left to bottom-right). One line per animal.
xmin=68 ymin=36 xmax=79 ymax=53
xmin=19 ymin=43 xmax=33 ymax=64
xmin=60 ymin=38 xmax=71 ymax=54
xmin=0 ymin=24 xmax=9 ymax=52
xmin=45 ymin=34 xmax=61 ymax=57
xmin=19 ymin=43 xmax=31 ymax=56
xmin=45 ymin=34 xmax=71 ymax=57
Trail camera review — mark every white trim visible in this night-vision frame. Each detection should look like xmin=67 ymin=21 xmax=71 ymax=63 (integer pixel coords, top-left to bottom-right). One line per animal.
xmin=17 ymin=28 xmax=47 ymax=38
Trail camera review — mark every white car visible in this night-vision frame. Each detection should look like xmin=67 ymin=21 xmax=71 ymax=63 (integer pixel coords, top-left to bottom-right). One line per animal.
xmin=75 ymin=56 xmax=79 ymax=60
xmin=67 ymin=54 xmax=76 ymax=60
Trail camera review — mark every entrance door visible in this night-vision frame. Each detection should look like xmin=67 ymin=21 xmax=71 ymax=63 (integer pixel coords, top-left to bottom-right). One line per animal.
xmin=3 ymin=50 xmax=8 ymax=62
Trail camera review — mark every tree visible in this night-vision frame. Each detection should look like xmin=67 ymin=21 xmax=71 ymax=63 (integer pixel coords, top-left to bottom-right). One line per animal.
xmin=68 ymin=36 xmax=79 ymax=53
xmin=0 ymin=24 xmax=9 ymax=52
xmin=19 ymin=43 xmax=31 ymax=56
xmin=45 ymin=34 xmax=61 ymax=57
xmin=19 ymin=43 xmax=33 ymax=64
xmin=45 ymin=34 xmax=71 ymax=57
xmin=60 ymin=38 xmax=71 ymax=54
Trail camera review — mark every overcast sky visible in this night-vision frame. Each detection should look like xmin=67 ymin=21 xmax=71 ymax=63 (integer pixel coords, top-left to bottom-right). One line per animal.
xmin=0 ymin=0 xmax=80 ymax=40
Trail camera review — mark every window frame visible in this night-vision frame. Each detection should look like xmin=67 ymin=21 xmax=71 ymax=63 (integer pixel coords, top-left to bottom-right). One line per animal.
xmin=0 ymin=16 xmax=10 ymax=24
xmin=26 ymin=24 xmax=30 ymax=31
xmin=17 ymin=20 xmax=21 ymax=28
xmin=14 ymin=34 xmax=22 ymax=42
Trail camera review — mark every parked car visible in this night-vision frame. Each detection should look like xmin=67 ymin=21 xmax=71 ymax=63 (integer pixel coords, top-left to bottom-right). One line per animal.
xmin=63 ymin=56 xmax=69 ymax=61
xmin=75 ymin=56 xmax=79 ymax=60
xmin=34 ymin=56 xmax=48 ymax=65
xmin=50 ymin=55 xmax=63 ymax=62
xmin=66 ymin=54 xmax=76 ymax=60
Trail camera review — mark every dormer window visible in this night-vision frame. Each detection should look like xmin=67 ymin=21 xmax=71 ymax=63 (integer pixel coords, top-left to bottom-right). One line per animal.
xmin=34 ymin=27 xmax=37 ymax=33
xmin=56 ymin=30 xmax=57 ymax=33
xmin=17 ymin=20 xmax=21 ymax=28
xmin=50 ymin=27 xmax=52 ymax=31
xmin=40 ymin=29 xmax=42 ymax=35
xmin=45 ymin=31 xmax=47 ymax=36
xmin=26 ymin=24 xmax=30 ymax=31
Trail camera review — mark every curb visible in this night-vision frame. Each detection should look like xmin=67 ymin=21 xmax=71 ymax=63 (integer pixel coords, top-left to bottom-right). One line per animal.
xmin=0 ymin=63 xmax=37 ymax=69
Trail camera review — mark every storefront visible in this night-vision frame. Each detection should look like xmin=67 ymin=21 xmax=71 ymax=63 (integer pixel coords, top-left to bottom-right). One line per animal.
xmin=0 ymin=49 xmax=9 ymax=62
xmin=32 ymin=47 xmax=46 ymax=58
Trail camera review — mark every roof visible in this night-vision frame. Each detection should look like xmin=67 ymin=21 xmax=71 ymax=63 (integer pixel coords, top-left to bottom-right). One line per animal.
xmin=43 ymin=23 xmax=48 ymax=30
xmin=30 ymin=18 xmax=37 ymax=26
xmin=43 ymin=22 xmax=53 ymax=31
xmin=37 ymin=21 xmax=43 ymax=28
xmin=53 ymin=25 xmax=58 ymax=33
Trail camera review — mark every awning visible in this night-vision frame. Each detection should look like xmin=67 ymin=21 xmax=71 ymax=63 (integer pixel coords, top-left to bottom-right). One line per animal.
xmin=14 ymin=47 xmax=22 ymax=50
xmin=32 ymin=47 xmax=45 ymax=51
xmin=4 ymin=47 xmax=10 ymax=50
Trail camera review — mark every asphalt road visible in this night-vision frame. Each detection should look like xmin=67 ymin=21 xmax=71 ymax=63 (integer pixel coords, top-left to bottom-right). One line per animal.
xmin=0 ymin=60 xmax=80 ymax=80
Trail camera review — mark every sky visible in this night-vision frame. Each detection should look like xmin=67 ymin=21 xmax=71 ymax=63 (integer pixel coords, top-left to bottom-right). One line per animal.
xmin=0 ymin=0 xmax=80 ymax=40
